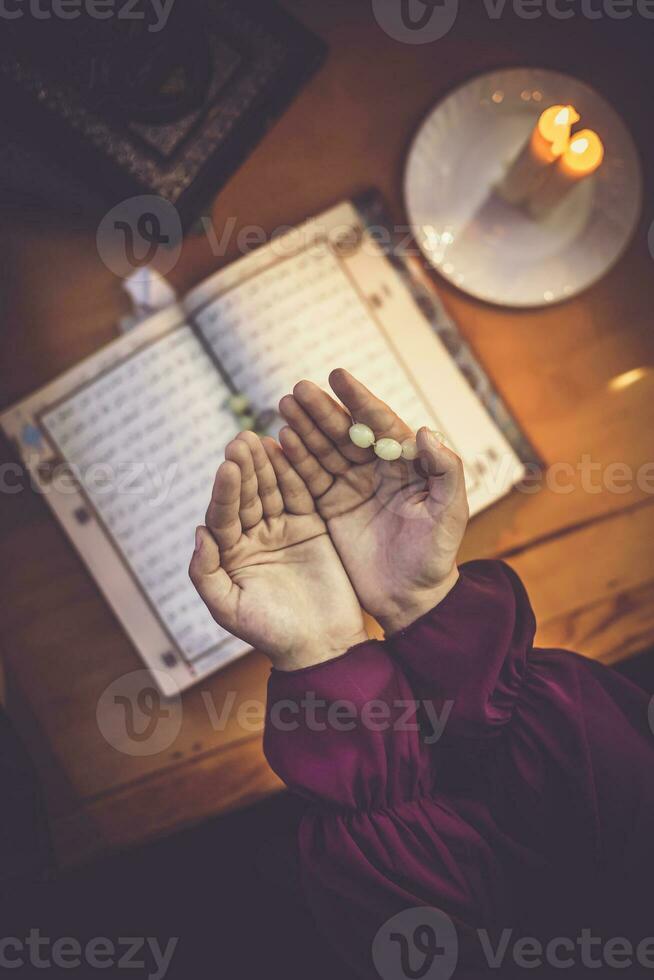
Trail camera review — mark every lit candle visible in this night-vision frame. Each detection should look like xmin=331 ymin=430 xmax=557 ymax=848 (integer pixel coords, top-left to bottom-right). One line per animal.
xmin=528 ymin=129 xmax=605 ymax=218
xmin=496 ymin=104 xmax=580 ymax=206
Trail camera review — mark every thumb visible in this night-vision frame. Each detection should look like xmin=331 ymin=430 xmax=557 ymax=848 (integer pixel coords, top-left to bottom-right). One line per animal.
xmin=189 ymin=526 xmax=238 ymax=627
xmin=416 ymin=428 xmax=466 ymax=511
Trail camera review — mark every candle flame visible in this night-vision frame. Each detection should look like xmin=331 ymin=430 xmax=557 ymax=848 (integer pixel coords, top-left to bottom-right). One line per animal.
xmin=537 ymin=105 xmax=580 ymax=158
xmin=561 ymin=128 xmax=604 ymax=175
xmin=571 ymin=137 xmax=590 ymax=155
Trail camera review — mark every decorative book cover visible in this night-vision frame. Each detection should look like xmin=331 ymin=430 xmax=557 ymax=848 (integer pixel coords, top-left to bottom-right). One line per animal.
xmin=0 ymin=0 xmax=327 ymax=228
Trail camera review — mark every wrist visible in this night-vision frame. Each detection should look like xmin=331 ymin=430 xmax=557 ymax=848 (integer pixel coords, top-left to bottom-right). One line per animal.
xmin=377 ymin=566 xmax=460 ymax=636
xmin=272 ymin=627 xmax=369 ymax=673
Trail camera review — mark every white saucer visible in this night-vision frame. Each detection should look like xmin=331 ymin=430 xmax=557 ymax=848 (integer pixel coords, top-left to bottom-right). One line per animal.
xmin=404 ymin=68 xmax=643 ymax=308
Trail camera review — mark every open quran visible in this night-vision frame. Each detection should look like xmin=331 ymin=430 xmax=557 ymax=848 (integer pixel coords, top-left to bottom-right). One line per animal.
xmin=0 ymin=197 xmax=535 ymax=695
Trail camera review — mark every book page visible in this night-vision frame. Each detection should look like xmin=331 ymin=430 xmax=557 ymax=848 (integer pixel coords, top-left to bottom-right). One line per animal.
xmin=40 ymin=325 xmax=240 ymax=667
xmin=190 ymin=239 xmax=436 ymax=435
xmin=185 ymin=203 xmax=524 ymax=514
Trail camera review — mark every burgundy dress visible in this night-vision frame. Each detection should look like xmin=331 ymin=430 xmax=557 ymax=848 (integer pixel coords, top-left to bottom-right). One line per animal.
xmin=264 ymin=561 xmax=654 ymax=978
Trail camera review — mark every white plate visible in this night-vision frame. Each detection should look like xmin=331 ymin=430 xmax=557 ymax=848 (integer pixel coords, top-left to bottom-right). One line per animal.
xmin=404 ymin=68 xmax=643 ymax=308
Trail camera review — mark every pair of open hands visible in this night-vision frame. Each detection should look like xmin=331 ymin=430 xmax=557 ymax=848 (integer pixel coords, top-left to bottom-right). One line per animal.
xmin=189 ymin=370 xmax=469 ymax=672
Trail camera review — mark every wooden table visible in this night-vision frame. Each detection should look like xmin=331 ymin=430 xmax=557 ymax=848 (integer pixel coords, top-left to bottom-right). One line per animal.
xmin=1 ymin=2 xmax=653 ymax=869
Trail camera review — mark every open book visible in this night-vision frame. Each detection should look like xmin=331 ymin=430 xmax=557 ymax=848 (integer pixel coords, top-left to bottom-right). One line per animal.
xmin=1 ymin=197 xmax=535 ymax=695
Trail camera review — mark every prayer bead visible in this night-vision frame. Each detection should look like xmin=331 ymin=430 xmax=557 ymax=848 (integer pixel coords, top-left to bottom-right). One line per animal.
xmin=229 ymin=394 xmax=251 ymax=415
xmin=349 ymin=423 xmax=375 ymax=449
xmin=374 ymin=438 xmax=402 ymax=461
xmin=401 ymin=439 xmax=419 ymax=460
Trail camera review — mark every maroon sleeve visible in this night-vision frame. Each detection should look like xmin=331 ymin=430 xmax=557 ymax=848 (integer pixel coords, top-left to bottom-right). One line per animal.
xmin=264 ymin=640 xmax=513 ymax=978
xmin=389 ymin=560 xmax=654 ymax=930
xmin=388 ymin=560 xmax=536 ymax=737
xmin=263 ymin=562 xmax=654 ymax=975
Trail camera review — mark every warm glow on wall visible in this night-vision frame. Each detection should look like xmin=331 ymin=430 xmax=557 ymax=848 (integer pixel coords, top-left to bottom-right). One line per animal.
xmin=608 ymin=368 xmax=649 ymax=392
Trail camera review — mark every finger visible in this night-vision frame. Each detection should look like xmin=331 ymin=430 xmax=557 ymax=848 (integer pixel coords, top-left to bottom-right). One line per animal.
xmin=261 ymin=437 xmax=315 ymax=516
xmin=329 ymin=368 xmax=413 ymax=443
xmin=189 ymin=526 xmax=238 ymax=627
xmin=205 ymin=460 xmax=242 ymax=550
xmin=278 ymin=426 xmax=334 ymax=500
xmin=237 ymin=430 xmax=284 ymax=519
xmin=279 ymin=394 xmax=350 ymax=475
xmin=416 ymin=428 xmax=466 ymax=511
xmin=291 ymin=380 xmax=372 ymax=464
xmin=225 ymin=438 xmax=262 ymax=530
